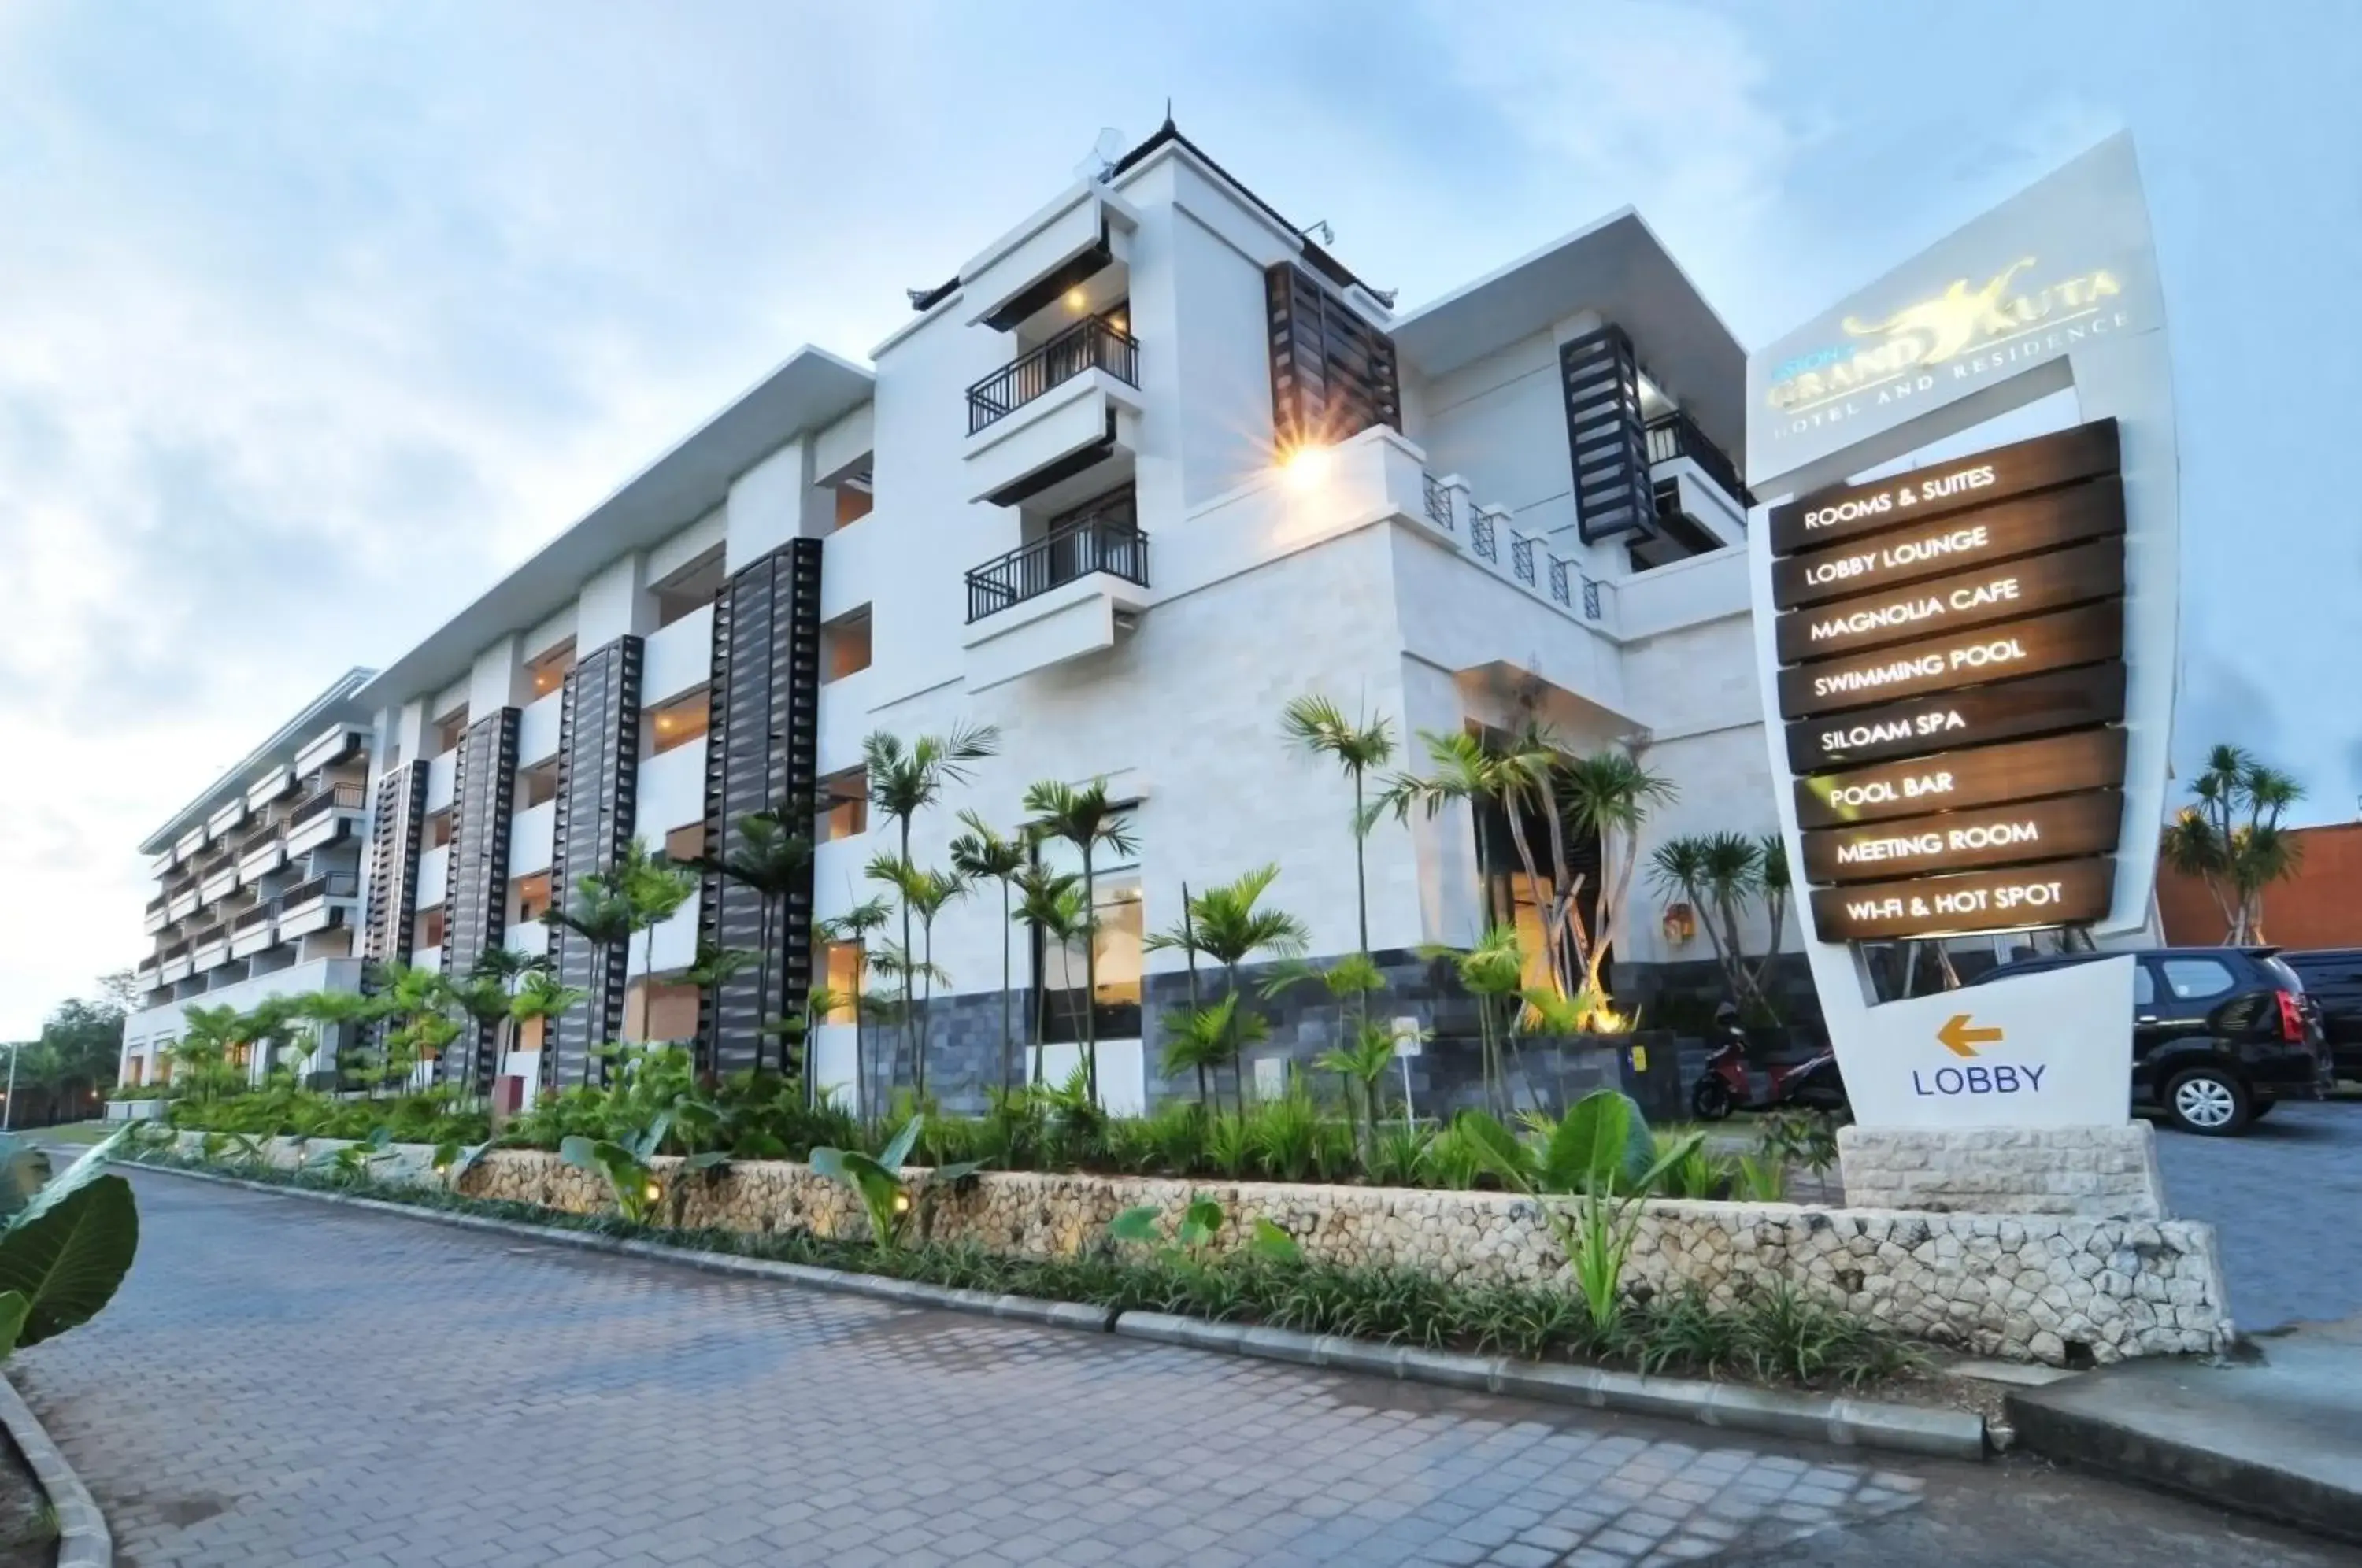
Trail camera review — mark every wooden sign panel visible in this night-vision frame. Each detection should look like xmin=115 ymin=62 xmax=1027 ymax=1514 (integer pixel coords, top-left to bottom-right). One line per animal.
xmin=1801 ymin=790 xmax=2123 ymax=885
xmin=1775 ymin=535 xmax=2124 ymax=664
xmin=1784 ymin=662 xmax=2127 ymax=775
xmin=1809 ymin=856 xmax=2116 ymax=941
xmin=1779 ymin=600 xmax=2123 ymax=719
xmin=1772 ymin=477 xmax=2124 ymax=611
xmin=1768 ymin=419 xmax=2120 ymax=555
xmin=1794 ymin=727 xmax=2127 ymax=830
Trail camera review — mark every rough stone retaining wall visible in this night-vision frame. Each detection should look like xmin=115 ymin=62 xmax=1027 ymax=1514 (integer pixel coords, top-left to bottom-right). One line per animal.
xmin=176 ymin=1135 xmax=2229 ymax=1366
xmin=1837 ymin=1124 xmax=2168 ymax=1219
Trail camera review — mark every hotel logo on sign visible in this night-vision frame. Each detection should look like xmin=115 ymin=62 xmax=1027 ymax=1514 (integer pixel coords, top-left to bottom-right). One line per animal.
xmin=1764 ymin=256 xmax=2129 ymax=418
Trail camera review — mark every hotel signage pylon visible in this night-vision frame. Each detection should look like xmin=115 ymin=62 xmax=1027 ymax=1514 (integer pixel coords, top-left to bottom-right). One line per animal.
xmin=1744 ymin=133 xmax=2179 ymax=1130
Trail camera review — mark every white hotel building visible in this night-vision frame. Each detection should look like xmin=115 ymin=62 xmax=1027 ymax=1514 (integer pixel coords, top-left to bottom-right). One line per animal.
xmin=120 ymin=123 xmax=1776 ymax=1111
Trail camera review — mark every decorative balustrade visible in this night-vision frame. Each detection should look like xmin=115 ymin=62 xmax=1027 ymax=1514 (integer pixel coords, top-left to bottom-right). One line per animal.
xmin=966 ymin=315 xmax=1139 ymax=435
xmin=965 ymin=503 xmax=1150 ymax=623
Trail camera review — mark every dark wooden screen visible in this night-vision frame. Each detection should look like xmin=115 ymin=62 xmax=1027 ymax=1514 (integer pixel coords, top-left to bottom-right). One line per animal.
xmin=442 ymin=706 xmax=520 ymax=1092
xmin=1560 ymin=325 xmax=1657 ymax=545
xmin=547 ymin=635 xmax=642 ymax=1089
xmin=696 ymin=538 xmax=823 ymax=1075
xmin=1265 ymin=262 xmax=1400 ymax=454
xmin=361 ymin=762 xmax=428 ymax=971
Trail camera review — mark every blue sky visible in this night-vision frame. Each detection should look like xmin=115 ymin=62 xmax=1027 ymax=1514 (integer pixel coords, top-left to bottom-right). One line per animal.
xmin=2 ymin=0 xmax=2356 ymax=1035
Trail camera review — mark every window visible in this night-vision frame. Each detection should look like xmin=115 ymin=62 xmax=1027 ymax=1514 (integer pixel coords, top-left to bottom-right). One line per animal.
xmin=817 ymin=768 xmax=868 ymax=841
xmin=648 ymin=687 xmax=710 ymax=755
xmin=525 ymin=639 xmax=576 ymax=699
xmin=415 ymin=906 xmax=446 ymax=950
xmin=124 ymin=1057 xmax=144 ymax=1088
xmin=512 ymin=872 xmax=551 ymax=926
xmin=653 ymin=547 xmax=726 ymax=629
xmin=426 ymin=808 xmax=454 ymax=849
xmin=433 ymin=706 xmax=470 ymax=756
xmin=1035 ymin=805 xmax=1142 ymax=1044
xmin=834 ymin=477 xmax=874 ymax=530
xmin=818 ymin=940 xmax=861 ymax=1023
xmin=518 ymin=760 xmax=560 ymax=809
xmin=2134 ymin=965 xmax=2155 ymax=1007
xmin=663 ymin=823 xmax=705 ymax=862
xmin=630 ymin=981 xmax=701 ymax=1042
xmin=2160 ymin=959 xmax=2236 ymax=1001
xmin=821 ymin=608 xmax=872 ymax=682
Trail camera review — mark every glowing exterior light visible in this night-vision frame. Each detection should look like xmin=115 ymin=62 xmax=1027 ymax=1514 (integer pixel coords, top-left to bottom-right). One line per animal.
xmin=1064 ymin=287 xmax=1090 ymax=312
xmin=1282 ymin=443 xmax=1332 ymax=493
xmin=893 ymin=1192 xmax=912 ymax=1215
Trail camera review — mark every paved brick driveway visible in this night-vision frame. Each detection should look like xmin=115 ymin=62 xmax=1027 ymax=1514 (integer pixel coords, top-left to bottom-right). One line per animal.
xmin=2154 ymin=1102 xmax=2362 ymax=1330
xmin=6 ymin=1171 xmax=2340 ymax=1567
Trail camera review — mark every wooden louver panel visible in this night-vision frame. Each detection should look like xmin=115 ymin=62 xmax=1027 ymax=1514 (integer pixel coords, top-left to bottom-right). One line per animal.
xmin=696 ymin=538 xmax=823 ymax=1076
xmin=441 ymin=707 xmax=520 ymax=1093
xmin=1265 ymin=262 xmax=1400 ymax=455
xmin=361 ymin=763 xmax=428 ymax=971
xmin=1560 ymin=325 xmax=1657 ymax=545
xmin=547 ymin=635 xmax=642 ymax=1089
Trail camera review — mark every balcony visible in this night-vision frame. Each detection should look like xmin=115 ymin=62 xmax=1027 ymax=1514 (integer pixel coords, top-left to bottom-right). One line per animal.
xmin=962 ymin=316 xmax=1143 ymax=508
xmin=143 ymin=896 xmax=168 ymax=936
xmin=961 ymin=501 xmax=1150 ymax=693
xmin=1643 ymin=409 xmax=1749 ymax=505
xmin=1644 ymin=409 xmax=1749 ymax=560
xmin=205 ymin=796 xmax=249 ymax=844
xmin=190 ymin=923 xmax=231 ymax=973
xmin=968 ymin=316 xmax=1138 ymax=435
xmin=159 ymin=942 xmax=193 ymax=985
xmin=238 ymin=821 xmax=287 ymax=882
xmin=198 ymin=855 xmax=239 ymax=907
xmin=246 ymin=764 xmax=298 ymax=814
xmin=277 ymin=871 xmax=359 ymax=941
xmin=294 ymin=723 xmax=366 ymax=778
xmin=230 ymin=900 xmax=281 ymax=960
xmin=285 ymin=781 xmax=366 ymax=856
xmin=167 ymin=883 xmax=201 ymax=923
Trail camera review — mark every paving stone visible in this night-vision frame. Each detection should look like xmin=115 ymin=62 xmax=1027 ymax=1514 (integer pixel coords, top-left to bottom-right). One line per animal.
xmin=13 ymin=1172 xmax=1930 ymax=1566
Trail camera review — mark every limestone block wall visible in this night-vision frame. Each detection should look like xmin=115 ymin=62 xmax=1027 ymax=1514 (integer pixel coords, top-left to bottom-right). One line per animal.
xmin=176 ymin=1137 xmax=2229 ymax=1366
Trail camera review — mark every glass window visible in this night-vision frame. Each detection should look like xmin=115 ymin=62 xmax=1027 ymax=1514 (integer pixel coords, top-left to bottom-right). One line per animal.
xmin=2134 ymin=965 xmax=2155 ymax=1006
xmin=1035 ymin=806 xmax=1142 ymax=1045
xmin=822 ymin=608 xmax=872 ymax=682
xmin=525 ymin=639 xmax=576 ymax=699
xmin=817 ymin=769 xmax=868 ymax=842
xmin=2160 ymin=958 xmax=2235 ymax=1000
xmin=433 ymin=707 xmax=470 ymax=756
xmin=818 ymin=941 xmax=861 ymax=1024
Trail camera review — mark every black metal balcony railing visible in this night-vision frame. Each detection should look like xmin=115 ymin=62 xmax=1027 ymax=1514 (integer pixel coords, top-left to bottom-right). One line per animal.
xmin=1644 ymin=409 xmax=1753 ymax=506
xmin=232 ymin=900 xmax=278 ymax=932
xmin=188 ymin=923 xmax=226 ymax=949
xmin=966 ymin=315 xmax=1139 ymax=435
xmin=145 ymin=894 xmax=167 ymax=914
xmin=161 ymin=942 xmax=189 ymax=961
xmin=1511 ymin=536 xmax=1537 ymax=586
xmin=1471 ymin=511 xmax=1498 ymax=563
xmin=287 ymin=781 xmax=365 ymax=829
xmin=965 ymin=511 xmax=1150 ymax=624
xmin=241 ymin=822 xmax=280 ymax=853
xmin=280 ymin=870 xmax=358 ymax=909
xmin=1422 ymin=472 xmax=1453 ymax=531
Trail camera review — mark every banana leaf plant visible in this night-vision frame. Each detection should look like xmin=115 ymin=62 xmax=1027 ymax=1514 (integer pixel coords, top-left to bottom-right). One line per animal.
xmin=1109 ymin=1195 xmax=1300 ymax=1268
xmin=560 ymin=1111 xmax=728 ymax=1225
xmin=809 ymin=1115 xmax=981 ymax=1249
xmin=0 ymin=1126 xmax=141 ymax=1358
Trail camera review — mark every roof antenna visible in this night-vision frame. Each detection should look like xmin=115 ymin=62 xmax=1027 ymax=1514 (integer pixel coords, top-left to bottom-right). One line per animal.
xmin=1163 ymin=97 xmax=1175 ymax=131
xmin=1298 ymin=220 xmax=1335 ymax=246
xmin=1075 ymin=126 xmax=1124 ymax=183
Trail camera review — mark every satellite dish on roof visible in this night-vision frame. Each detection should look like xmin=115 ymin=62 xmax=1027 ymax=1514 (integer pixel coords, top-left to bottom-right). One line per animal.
xmin=1075 ymin=126 xmax=1124 ymax=183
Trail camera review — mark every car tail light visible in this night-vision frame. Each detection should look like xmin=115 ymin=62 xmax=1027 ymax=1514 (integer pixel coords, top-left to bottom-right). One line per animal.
xmin=2275 ymin=989 xmax=2307 ymax=1044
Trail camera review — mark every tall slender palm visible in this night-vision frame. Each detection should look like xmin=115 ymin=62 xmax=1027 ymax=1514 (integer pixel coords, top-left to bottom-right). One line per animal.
xmin=1153 ymin=864 xmax=1309 ymax=1114
xmin=450 ymin=946 xmax=540 ymax=1100
xmin=863 ymin=724 xmax=1001 ymax=1098
xmin=1379 ymin=729 xmax=1521 ymax=936
xmin=949 ymin=809 xmax=1030 ymax=1096
xmin=681 ymin=941 xmax=758 ymax=1076
xmin=695 ymin=807 xmax=813 ymax=1074
xmin=1420 ymin=924 xmax=1526 ymax=1117
xmin=1557 ymin=750 xmax=1675 ymax=1004
xmin=864 ymin=854 xmax=968 ymax=1098
xmin=288 ymin=988 xmax=381 ymax=1089
xmin=817 ymin=895 xmax=893 ymax=1115
xmin=1747 ymin=834 xmax=1791 ymax=1011
xmin=505 ymin=968 xmax=587 ymax=1113
xmin=1022 ymin=778 xmax=1135 ymax=1104
xmin=1010 ymin=864 xmax=1087 ymax=1087
xmin=1280 ymin=695 xmax=1395 ymax=955
xmin=1647 ymin=832 xmax=1764 ymax=1011
xmin=1495 ymin=721 xmax=1579 ymax=993
xmin=546 ymin=838 xmax=690 ymax=1085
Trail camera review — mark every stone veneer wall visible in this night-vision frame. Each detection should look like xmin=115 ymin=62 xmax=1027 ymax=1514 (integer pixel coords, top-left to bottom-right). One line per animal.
xmin=1837 ymin=1124 xmax=2169 ymax=1220
xmin=176 ymin=1135 xmax=2227 ymax=1366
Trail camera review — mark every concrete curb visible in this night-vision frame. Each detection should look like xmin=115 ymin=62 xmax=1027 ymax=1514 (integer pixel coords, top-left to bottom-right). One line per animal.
xmin=0 ymin=1371 xmax=110 ymax=1567
xmin=133 ymin=1159 xmax=1985 ymax=1463
xmin=1113 ymin=1313 xmax=1986 ymax=1460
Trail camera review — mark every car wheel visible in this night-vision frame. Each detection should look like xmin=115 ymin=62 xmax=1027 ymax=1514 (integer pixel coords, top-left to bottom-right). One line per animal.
xmin=1691 ymin=1078 xmax=1734 ymax=1122
xmin=2164 ymin=1068 xmax=2252 ymax=1135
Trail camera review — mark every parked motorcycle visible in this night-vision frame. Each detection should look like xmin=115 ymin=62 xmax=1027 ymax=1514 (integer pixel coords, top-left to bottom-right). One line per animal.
xmin=1690 ymin=1006 xmax=1848 ymax=1120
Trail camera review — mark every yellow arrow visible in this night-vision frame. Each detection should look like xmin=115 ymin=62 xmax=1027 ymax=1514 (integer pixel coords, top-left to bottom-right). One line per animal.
xmin=1937 ymin=1013 xmax=2004 ymax=1057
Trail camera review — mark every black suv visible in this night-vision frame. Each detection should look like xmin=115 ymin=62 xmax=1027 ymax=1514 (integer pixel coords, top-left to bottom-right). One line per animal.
xmin=1972 ymin=947 xmax=2331 ymax=1135
xmin=2277 ymin=949 xmax=2362 ymax=1082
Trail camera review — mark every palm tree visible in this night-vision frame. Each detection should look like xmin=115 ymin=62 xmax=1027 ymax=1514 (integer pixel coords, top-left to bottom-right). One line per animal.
xmin=1421 ymin=924 xmax=1527 ymax=1117
xmin=545 ymin=838 xmax=691 ymax=1085
xmin=681 ymin=941 xmax=757 ymax=1075
xmin=1010 ymin=864 xmax=1087 ymax=1087
xmin=1495 ymin=721 xmax=1584 ymax=994
xmin=1747 ymin=834 xmax=1791 ymax=1012
xmin=2162 ymin=744 xmax=2309 ymax=943
xmin=1378 ymin=729 xmax=1522 ymax=935
xmin=287 ymin=988 xmax=380 ymax=1088
xmin=1280 ymin=695 xmax=1395 ymax=954
xmin=1022 ymin=778 xmax=1135 ymax=1104
xmin=949 ymin=809 xmax=1030 ymax=1096
xmin=1557 ymin=749 xmax=1675 ymax=1005
xmin=1647 ymin=832 xmax=1764 ymax=1011
xmin=694 ymin=806 xmax=813 ymax=1074
xmin=448 ymin=947 xmax=540 ymax=1101
xmin=816 ymin=895 xmax=893 ymax=1115
xmin=863 ymin=724 xmax=1001 ymax=1097
xmin=864 ymin=854 xmax=968 ymax=1098
xmin=1151 ymin=865 xmax=1309 ymax=1114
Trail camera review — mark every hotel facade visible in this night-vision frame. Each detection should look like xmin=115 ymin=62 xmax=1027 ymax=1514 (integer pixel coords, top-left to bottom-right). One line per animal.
xmin=120 ymin=124 xmax=1779 ymax=1111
